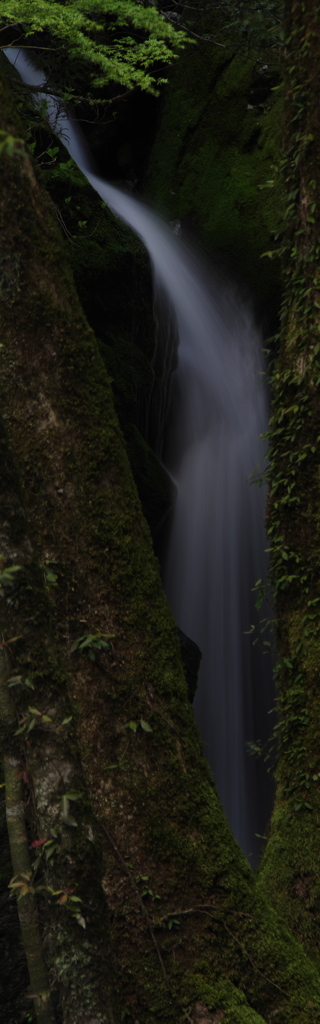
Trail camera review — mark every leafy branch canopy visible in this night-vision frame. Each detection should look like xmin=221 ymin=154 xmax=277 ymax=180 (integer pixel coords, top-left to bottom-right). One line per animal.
xmin=0 ymin=0 xmax=188 ymax=94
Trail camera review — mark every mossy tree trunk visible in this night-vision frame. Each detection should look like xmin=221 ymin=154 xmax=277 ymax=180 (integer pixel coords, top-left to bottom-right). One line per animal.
xmin=258 ymin=0 xmax=320 ymax=963
xmin=1 ymin=29 xmax=320 ymax=1024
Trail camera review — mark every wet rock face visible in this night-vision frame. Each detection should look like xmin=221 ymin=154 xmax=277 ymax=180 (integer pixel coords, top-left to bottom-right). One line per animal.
xmin=86 ymin=88 xmax=159 ymax=189
xmin=178 ymin=628 xmax=202 ymax=704
xmin=39 ymin=150 xmax=170 ymax=543
xmin=192 ymin=1006 xmax=225 ymax=1024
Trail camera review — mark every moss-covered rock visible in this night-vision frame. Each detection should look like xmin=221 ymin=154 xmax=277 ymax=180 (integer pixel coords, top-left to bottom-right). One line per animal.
xmin=256 ymin=0 xmax=320 ymax=971
xmin=4 ymin=52 xmax=172 ymax=542
xmin=45 ymin=158 xmax=174 ymax=537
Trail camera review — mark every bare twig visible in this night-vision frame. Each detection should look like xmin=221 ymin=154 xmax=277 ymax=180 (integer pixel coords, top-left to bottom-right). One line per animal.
xmin=159 ymin=902 xmax=220 ymax=923
xmin=222 ymin=921 xmax=289 ymax=999
xmin=166 ymin=0 xmax=207 ymax=9
xmin=159 ymin=9 xmax=229 ymax=47
xmin=55 ymin=207 xmax=103 ymax=244
xmin=159 ymin=903 xmax=289 ymax=1001
xmin=179 ymin=25 xmax=228 ymax=46
xmin=1 ymin=42 xmax=68 ymax=53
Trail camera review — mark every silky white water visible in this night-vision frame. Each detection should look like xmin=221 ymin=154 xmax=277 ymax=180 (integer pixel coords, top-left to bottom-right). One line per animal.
xmin=6 ymin=49 xmax=274 ymax=862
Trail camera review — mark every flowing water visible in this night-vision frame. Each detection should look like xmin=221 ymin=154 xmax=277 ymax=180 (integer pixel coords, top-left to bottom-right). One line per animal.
xmin=5 ymin=49 xmax=274 ymax=863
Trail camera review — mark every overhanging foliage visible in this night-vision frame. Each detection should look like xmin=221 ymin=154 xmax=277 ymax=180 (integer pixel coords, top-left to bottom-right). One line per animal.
xmin=0 ymin=0 xmax=188 ymax=94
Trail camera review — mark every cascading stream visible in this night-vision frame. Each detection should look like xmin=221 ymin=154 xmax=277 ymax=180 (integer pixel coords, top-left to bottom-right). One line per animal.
xmin=163 ymin=292 xmax=274 ymax=863
xmin=5 ymin=49 xmax=274 ymax=863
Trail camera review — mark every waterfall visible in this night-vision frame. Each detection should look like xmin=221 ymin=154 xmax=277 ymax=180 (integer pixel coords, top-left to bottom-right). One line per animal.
xmin=5 ymin=49 xmax=274 ymax=863
xmin=162 ymin=286 xmax=274 ymax=863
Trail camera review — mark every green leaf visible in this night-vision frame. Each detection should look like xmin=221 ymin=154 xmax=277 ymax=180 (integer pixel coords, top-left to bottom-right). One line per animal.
xmin=7 ymin=675 xmax=23 ymax=687
xmin=15 ymin=722 xmax=28 ymax=736
xmin=70 ymin=639 xmax=80 ymax=652
xmin=0 ymin=564 xmax=22 ymax=587
xmin=24 ymin=677 xmax=35 ymax=690
xmin=26 ymin=718 xmax=37 ymax=734
xmin=64 ymin=814 xmax=78 ymax=827
xmin=61 ymin=793 xmax=80 ymax=825
xmin=45 ymin=847 xmax=56 ymax=861
xmin=75 ymin=914 xmax=86 ymax=928
xmin=140 ymin=719 xmax=153 ymax=733
xmin=31 ymin=855 xmax=42 ymax=872
xmin=60 ymin=795 xmax=69 ymax=818
xmin=128 ymin=721 xmax=137 ymax=733
xmin=79 ymin=635 xmax=95 ymax=649
xmin=44 ymin=566 xmax=58 ymax=584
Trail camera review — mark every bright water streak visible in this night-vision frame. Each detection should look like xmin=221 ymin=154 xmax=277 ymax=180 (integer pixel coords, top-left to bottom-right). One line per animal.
xmin=6 ymin=49 xmax=274 ymax=861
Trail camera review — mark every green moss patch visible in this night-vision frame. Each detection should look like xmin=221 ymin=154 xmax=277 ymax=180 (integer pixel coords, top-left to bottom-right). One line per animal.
xmin=147 ymin=46 xmax=283 ymax=319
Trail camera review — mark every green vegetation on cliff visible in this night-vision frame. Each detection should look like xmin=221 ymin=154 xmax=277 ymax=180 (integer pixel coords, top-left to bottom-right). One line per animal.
xmin=147 ymin=21 xmax=283 ymax=318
